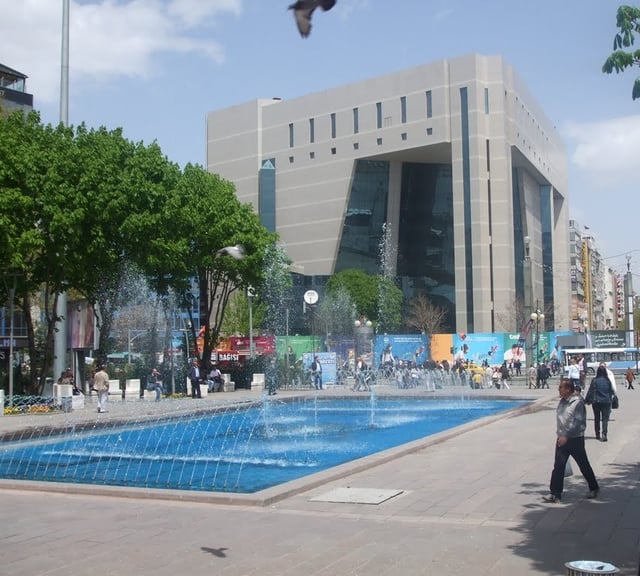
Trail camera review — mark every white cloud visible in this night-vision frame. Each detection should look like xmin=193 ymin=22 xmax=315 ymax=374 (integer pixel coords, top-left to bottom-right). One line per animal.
xmin=563 ymin=115 xmax=640 ymax=183
xmin=0 ymin=0 xmax=242 ymax=103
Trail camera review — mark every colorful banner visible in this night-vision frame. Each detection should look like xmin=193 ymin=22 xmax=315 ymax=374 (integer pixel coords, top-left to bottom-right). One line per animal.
xmin=453 ymin=332 xmax=504 ymax=366
xmin=301 ymin=352 xmax=337 ymax=386
xmin=374 ymin=334 xmax=429 ymax=366
xmin=429 ymin=333 xmax=453 ymax=364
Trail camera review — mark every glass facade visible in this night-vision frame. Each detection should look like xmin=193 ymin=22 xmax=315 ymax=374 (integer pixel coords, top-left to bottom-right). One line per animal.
xmin=540 ymin=185 xmax=554 ymax=326
xmin=258 ymin=158 xmax=276 ymax=232
xmin=397 ymin=163 xmax=455 ymax=332
xmin=512 ymin=168 xmax=525 ymax=306
xmin=460 ymin=87 xmax=474 ymax=331
xmin=335 ymin=160 xmax=390 ymax=274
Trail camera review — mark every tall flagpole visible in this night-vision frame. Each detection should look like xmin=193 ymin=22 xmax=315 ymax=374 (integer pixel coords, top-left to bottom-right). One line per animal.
xmin=54 ymin=0 xmax=70 ymax=381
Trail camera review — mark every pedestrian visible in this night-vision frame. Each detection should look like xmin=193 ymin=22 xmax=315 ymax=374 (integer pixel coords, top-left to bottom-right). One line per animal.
xmin=537 ymin=362 xmax=550 ymax=389
xmin=566 ymin=357 xmax=581 ymax=390
xmin=188 ymin=360 xmax=202 ymax=398
xmin=484 ymin=364 xmax=493 ymax=389
xmin=499 ymin=361 xmax=511 ymax=390
xmin=577 ymin=355 xmax=586 ymax=392
xmin=265 ymin=358 xmax=278 ymax=395
xmin=147 ymin=368 xmax=163 ymax=402
xmin=625 ymin=366 xmax=635 ymax=390
xmin=543 ymin=378 xmax=599 ymax=503
xmin=528 ymin=364 xmax=537 ymax=389
xmin=93 ymin=364 xmax=110 ymax=413
xmin=584 ymin=364 xmax=614 ymax=441
xmin=311 ymin=355 xmax=323 ymax=390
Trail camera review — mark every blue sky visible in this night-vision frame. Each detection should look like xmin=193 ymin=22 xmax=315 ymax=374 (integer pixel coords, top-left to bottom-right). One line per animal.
xmin=1 ymin=0 xmax=639 ymax=278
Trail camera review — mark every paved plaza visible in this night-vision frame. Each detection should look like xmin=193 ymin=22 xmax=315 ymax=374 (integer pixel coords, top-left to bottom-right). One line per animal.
xmin=0 ymin=381 xmax=638 ymax=576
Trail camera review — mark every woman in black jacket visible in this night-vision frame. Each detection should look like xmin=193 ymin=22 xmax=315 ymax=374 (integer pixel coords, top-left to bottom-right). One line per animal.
xmin=585 ymin=365 xmax=614 ymax=442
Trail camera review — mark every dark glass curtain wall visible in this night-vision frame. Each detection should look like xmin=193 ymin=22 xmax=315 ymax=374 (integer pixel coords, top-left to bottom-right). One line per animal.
xmin=397 ymin=163 xmax=455 ymax=331
xmin=335 ymin=160 xmax=390 ymax=274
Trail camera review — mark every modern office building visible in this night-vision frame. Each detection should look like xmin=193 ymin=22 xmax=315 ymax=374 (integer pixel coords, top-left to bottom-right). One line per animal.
xmin=0 ymin=63 xmax=33 ymax=114
xmin=206 ymin=54 xmax=570 ymax=333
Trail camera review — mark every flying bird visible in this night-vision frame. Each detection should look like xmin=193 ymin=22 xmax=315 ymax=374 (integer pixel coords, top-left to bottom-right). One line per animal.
xmin=215 ymin=244 xmax=245 ymax=260
xmin=288 ymin=0 xmax=336 ymax=38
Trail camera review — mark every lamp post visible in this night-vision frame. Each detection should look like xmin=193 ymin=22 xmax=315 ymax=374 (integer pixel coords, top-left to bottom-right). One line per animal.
xmin=523 ymin=236 xmax=533 ymax=322
xmin=8 ymin=277 xmax=16 ymax=408
xmin=354 ymin=318 xmax=373 ymax=367
xmin=530 ymin=302 xmax=545 ymax=365
xmin=247 ymin=285 xmax=255 ymax=359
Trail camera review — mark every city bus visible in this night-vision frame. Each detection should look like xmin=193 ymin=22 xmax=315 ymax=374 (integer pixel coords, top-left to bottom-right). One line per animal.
xmin=562 ymin=347 xmax=640 ymax=375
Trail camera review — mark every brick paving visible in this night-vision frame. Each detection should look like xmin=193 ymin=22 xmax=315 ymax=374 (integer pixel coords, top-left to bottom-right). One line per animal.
xmin=0 ymin=380 xmax=638 ymax=576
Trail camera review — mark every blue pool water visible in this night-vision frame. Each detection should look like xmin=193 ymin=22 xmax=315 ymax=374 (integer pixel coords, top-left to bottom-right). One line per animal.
xmin=0 ymin=396 xmax=527 ymax=493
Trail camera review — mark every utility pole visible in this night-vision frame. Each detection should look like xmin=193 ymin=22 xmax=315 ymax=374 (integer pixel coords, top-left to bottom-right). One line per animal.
xmin=625 ymin=254 xmax=635 ymax=348
xmin=54 ymin=0 xmax=70 ymax=381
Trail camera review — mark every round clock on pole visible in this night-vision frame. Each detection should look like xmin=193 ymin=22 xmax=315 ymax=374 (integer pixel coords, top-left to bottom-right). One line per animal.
xmin=303 ymin=290 xmax=319 ymax=305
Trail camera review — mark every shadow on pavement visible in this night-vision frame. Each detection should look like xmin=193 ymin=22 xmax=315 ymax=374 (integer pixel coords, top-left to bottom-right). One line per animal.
xmin=510 ymin=461 xmax=640 ymax=575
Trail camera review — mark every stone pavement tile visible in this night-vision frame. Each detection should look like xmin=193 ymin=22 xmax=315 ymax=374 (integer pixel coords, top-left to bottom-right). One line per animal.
xmin=1 ymin=388 xmax=639 ymax=575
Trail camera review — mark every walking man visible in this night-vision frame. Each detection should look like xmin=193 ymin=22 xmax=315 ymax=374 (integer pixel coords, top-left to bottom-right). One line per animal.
xmin=188 ymin=360 xmax=202 ymax=399
xmin=265 ymin=358 xmax=278 ymax=395
xmin=94 ymin=364 xmax=110 ymax=413
xmin=311 ymin=355 xmax=323 ymax=390
xmin=543 ymin=378 xmax=599 ymax=503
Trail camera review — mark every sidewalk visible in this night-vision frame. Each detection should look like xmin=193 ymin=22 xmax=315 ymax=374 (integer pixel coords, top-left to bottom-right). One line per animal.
xmin=0 ymin=383 xmax=638 ymax=576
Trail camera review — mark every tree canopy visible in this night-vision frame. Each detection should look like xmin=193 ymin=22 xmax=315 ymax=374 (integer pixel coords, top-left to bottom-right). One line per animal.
xmin=0 ymin=109 xmax=277 ymax=390
xmin=602 ymin=5 xmax=640 ymax=99
xmin=326 ymin=269 xmax=402 ymax=332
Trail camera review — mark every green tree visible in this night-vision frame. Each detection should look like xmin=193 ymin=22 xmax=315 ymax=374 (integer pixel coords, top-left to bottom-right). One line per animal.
xmin=221 ymin=289 xmax=266 ymax=337
xmin=327 ymin=269 xmax=379 ymax=320
xmin=0 ymin=111 xmax=78 ymax=392
xmin=157 ymin=164 xmax=277 ymax=370
xmin=316 ymin=285 xmax=356 ymax=336
xmin=377 ymin=276 xmax=403 ymax=333
xmin=0 ymin=111 xmax=278 ymax=387
xmin=66 ymin=127 xmax=181 ymax=363
xmin=326 ymin=269 xmax=403 ymax=331
xmin=602 ymin=5 xmax=640 ymax=99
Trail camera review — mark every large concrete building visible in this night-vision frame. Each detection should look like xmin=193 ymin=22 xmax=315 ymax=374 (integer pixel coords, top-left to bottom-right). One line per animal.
xmin=206 ymin=54 xmax=570 ymax=333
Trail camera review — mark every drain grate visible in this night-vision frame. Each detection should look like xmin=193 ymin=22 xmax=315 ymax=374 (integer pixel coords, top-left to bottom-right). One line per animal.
xmin=310 ymin=487 xmax=404 ymax=504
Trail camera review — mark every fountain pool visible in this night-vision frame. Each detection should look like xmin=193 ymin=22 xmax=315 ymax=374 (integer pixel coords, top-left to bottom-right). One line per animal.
xmin=0 ymin=396 xmax=527 ymax=494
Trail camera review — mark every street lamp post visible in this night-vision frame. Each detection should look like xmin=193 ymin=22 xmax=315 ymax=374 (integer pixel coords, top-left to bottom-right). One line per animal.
xmin=247 ymin=286 xmax=255 ymax=359
xmin=354 ymin=318 xmax=373 ymax=366
xmin=8 ymin=277 xmax=16 ymax=408
xmin=530 ymin=301 xmax=545 ymax=365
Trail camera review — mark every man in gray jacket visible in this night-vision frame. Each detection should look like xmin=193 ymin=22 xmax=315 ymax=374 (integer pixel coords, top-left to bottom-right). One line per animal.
xmin=543 ymin=378 xmax=600 ymax=503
